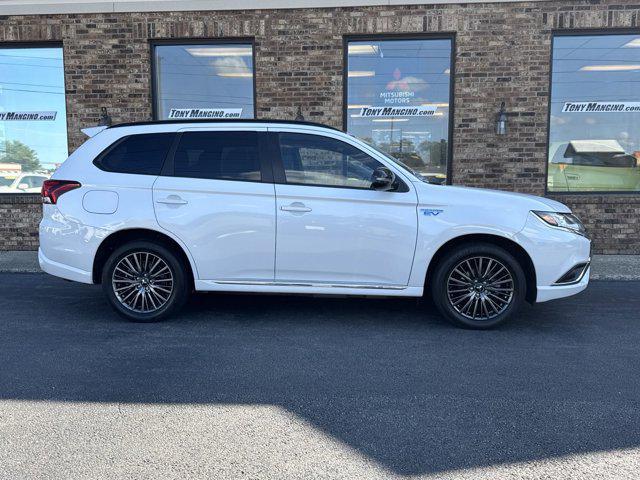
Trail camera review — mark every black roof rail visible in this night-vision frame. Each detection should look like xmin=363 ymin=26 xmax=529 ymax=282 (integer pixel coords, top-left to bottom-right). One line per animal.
xmin=106 ymin=118 xmax=342 ymax=132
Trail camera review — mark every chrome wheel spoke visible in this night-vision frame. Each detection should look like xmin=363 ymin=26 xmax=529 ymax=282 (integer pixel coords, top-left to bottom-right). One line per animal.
xmin=112 ymin=252 xmax=174 ymax=314
xmin=446 ymin=256 xmax=514 ymax=322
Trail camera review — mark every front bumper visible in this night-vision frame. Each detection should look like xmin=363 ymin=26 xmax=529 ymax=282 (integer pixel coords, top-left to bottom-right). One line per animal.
xmin=515 ymin=212 xmax=591 ymax=304
xmin=536 ymin=266 xmax=590 ymax=303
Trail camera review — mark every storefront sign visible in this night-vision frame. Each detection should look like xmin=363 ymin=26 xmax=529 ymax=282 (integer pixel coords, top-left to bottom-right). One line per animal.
xmin=0 ymin=111 xmax=57 ymax=121
xmin=562 ymin=102 xmax=640 ymax=113
xmin=358 ymin=106 xmax=438 ymax=118
xmin=380 ymin=91 xmax=415 ymax=105
xmin=167 ymin=108 xmax=243 ymax=119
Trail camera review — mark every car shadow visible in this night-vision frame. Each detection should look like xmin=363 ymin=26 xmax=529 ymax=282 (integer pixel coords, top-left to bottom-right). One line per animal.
xmin=1 ymin=273 xmax=640 ymax=475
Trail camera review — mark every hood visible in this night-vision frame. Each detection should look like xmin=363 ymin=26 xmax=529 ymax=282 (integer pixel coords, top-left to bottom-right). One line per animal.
xmin=414 ymin=182 xmax=571 ymax=213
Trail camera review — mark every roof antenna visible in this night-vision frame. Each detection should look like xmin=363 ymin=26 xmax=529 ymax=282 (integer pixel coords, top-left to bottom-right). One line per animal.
xmin=295 ymin=106 xmax=305 ymax=122
xmin=98 ymin=107 xmax=112 ymax=126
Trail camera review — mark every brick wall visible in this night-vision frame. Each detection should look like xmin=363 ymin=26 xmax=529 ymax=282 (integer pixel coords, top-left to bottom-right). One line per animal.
xmin=0 ymin=194 xmax=41 ymax=250
xmin=0 ymin=0 xmax=639 ymax=253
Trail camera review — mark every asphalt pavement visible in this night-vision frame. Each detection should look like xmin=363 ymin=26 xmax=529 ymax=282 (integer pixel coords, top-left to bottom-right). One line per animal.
xmin=1 ymin=273 xmax=639 ymax=479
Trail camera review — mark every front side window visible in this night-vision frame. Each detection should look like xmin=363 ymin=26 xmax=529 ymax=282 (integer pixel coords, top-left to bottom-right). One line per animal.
xmin=0 ymin=45 xmax=68 ymax=193
xmin=173 ymin=131 xmax=261 ymax=181
xmin=548 ymin=33 xmax=640 ymax=193
xmin=153 ymin=42 xmax=254 ymax=121
xmin=345 ymin=37 xmax=453 ymax=185
xmin=95 ymin=133 xmax=174 ymax=175
xmin=279 ymin=133 xmax=384 ymax=188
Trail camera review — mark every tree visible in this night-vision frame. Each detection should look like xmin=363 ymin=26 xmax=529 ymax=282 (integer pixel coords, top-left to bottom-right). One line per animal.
xmin=1 ymin=140 xmax=41 ymax=171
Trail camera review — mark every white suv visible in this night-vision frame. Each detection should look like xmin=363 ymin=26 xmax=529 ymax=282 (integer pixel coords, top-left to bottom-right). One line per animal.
xmin=39 ymin=120 xmax=591 ymax=329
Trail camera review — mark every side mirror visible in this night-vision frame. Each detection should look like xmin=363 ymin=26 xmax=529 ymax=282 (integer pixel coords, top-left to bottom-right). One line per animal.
xmin=17 ymin=183 xmax=29 ymax=190
xmin=371 ymin=166 xmax=397 ymax=191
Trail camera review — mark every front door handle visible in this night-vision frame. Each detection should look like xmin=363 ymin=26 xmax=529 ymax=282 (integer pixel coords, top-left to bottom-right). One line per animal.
xmin=156 ymin=195 xmax=188 ymax=205
xmin=280 ymin=202 xmax=312 ymax=213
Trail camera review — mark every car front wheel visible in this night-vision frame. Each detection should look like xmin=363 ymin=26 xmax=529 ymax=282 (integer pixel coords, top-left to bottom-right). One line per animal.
xmin=101 ymin=240 xmax=190 ymax=322
xmin=431 ymin=243 xmax=526 ymax=329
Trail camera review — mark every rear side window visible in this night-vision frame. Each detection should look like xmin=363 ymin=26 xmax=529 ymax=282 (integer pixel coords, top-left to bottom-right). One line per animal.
xmin=172 ymin=131 xmax=261 ymax=182
xmin=95 ymin=133 xmax=174 ymax=175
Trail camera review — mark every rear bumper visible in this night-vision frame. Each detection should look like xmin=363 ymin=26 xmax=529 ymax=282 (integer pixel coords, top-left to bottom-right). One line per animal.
xmin=39 ymin=203 xmax=102 ymax=284
xmin=38 ymin=248 xmax=93 ymax=284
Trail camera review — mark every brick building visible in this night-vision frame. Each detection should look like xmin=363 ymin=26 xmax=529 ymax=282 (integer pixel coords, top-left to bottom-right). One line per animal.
xmin=0 ymin=0 xmax=639 ymax=253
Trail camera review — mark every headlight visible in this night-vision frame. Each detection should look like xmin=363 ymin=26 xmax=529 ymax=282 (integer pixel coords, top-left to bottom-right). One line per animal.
xmin=533 ymin=211 xmax=587 ymax=237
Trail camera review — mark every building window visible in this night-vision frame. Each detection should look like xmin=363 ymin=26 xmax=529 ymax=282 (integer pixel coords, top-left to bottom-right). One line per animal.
xmin=0 ymin=44 xmax=67 ymax=193
xmin=345 ymin=36 xmax=453 ymax=185
xmin=152 ymin=41 xmax=255 ymax=121
xmin=549 ymin=33 xmax=640 ymax=193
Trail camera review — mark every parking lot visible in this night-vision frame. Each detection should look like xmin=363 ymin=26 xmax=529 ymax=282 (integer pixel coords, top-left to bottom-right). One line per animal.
xmin=1 ymin=273 xmax=639 ymax=479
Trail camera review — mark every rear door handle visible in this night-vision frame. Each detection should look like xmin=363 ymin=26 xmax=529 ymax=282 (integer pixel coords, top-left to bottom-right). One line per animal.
xmin=156 ymin=195 xmax=188 ymax=205
xmin=280 ymin=202 xmax=312 ymax=213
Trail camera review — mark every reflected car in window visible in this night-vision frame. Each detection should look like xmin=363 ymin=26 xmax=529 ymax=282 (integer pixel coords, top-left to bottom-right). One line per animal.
xmin=0 ymin=173 xmax=50 ymax=193
xmin=548 ymin=140 xmax=640 ymax=192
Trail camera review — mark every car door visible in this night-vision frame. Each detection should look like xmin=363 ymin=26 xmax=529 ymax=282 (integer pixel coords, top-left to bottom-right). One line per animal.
xmin=271 ymin=129 xmax=418 ymax=287
xmin=153 ymin=128 xmax=276 ymax=282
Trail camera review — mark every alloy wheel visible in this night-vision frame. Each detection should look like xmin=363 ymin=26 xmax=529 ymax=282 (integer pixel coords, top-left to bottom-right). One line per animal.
xmin=446 ymin=256 xmax=514 ymax=321
xmin=111 ymin=251 xmax=174 ymax=313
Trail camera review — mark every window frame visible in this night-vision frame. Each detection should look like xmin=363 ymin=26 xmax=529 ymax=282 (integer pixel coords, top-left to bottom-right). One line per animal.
xmin=0 ymin=41 xmax=67 ymax=196
xmin=149 ymin=37 xmax=257 ymax=121
xmin=546 ymin=28 xmax=640 ymax=196
xmin=342 ymin=33 xmax=456 ymax=185
xmin=270 ymin=130 xmax=409 ymax=192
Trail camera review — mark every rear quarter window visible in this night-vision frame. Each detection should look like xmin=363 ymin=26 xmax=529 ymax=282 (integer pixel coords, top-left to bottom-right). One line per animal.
xmin=94 ymin=133 xmax=175 ymax=175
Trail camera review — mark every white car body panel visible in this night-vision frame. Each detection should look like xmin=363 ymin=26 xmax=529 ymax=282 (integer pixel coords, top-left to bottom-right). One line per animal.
xmin=268 ymin=126 xmax=419 ymax=287
xmin=39 ymin=121 xmax=591 ymax=306
xmin=153 ymin=176 xmax=276 ymax=282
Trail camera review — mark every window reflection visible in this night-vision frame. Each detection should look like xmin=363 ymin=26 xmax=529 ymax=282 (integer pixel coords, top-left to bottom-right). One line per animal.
xmin=0 ymin=46 xmax=67 ymax=193
xmin=346 ymin=38 xmax=453 ymax=184
xmin=153 ymin=43 xmax=254 ymax=120
xmin=549 ymin=34 xmax=640 ymax=192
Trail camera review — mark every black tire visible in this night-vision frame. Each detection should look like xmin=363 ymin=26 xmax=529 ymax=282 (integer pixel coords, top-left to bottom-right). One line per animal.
xmin=430 ymin=243 xmax=526 ymax=329
xmin=101 ymin=240 xmax=190 ymax=322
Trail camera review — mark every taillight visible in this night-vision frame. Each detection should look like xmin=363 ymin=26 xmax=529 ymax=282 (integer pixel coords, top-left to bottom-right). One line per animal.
xmin=41 ymin=180 xmax=81 ymax=204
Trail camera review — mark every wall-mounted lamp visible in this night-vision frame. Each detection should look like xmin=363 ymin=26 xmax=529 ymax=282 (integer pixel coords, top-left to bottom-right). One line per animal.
xmin=496 ymin=102 xmax=508 ymax=135
xmin=295 ymin=106 xmax=305 ymax=121
xmin=98 ymin=107 xmax=112 ymax=127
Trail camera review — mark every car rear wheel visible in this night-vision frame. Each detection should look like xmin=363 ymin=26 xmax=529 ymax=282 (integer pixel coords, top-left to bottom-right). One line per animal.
xmin=101 ymin=240 xmax=190 ymax=322
xmin=431 ymin=243 xmax=526 ymax=329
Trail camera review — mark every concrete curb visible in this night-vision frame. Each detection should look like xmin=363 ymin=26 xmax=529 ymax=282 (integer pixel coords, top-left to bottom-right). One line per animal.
xmin=590 ymin=255 xmax=640 ymax=281
xmin=0 ymin=251 xmax=41 ymax=273
xmin=1 ymin=250 xmax=638 ymax=280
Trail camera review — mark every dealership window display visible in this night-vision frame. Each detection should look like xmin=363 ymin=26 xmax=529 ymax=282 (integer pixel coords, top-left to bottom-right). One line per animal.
xmin=548 ymin=33 xmax=640 ymax=193
xmin=345 ymin=37 xmax=453 ymax=184
xmin=0 ymin=45 xmax=68 ymax=193
xmin=153 ymin=42 xmax=255 ymax=121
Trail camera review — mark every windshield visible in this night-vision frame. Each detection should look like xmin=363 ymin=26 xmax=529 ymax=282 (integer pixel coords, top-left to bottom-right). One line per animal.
xmin=0 ymin=177 xmax=15 ymax=187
